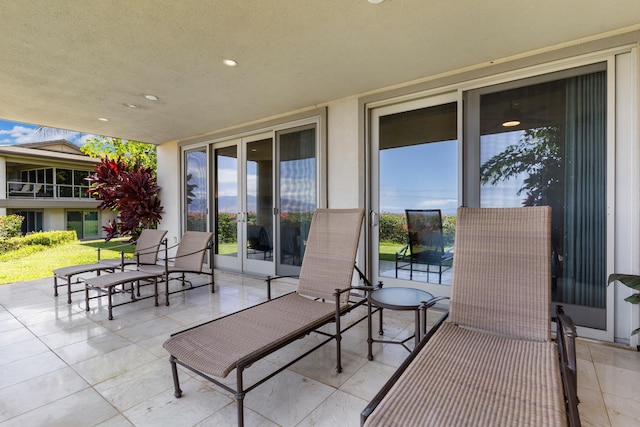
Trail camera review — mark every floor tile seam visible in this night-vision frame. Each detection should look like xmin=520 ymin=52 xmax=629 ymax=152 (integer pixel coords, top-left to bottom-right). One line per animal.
xmin=0 ymin=383 xmax=97 ymax=424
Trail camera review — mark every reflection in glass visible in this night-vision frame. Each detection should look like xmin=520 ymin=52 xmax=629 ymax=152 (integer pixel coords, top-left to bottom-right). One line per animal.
xmin=215 ymin=146 xmax=238 ymax=257
xmin=185 ymin=149 xmax=208 ymax=231
xmin=378 ymin=103 xmax=458 ymax=285
xmin=246 ymin=139 xmax=273 ymax=261
xmin=478 ymin=69 xmax=606 ymax=328
xmin=279 ymin=129 xmax=316 ymax=266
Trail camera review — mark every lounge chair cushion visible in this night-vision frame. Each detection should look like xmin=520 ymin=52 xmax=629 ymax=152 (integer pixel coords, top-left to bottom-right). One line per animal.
xmin=163 ymin=293 xmax=344 ymax=378
xmin=363 ymin=322 xmax=566 ymax=427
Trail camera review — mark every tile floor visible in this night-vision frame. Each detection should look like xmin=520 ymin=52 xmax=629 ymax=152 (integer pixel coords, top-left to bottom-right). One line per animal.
xmin=0 ymin=271 xmax=639 ymax=426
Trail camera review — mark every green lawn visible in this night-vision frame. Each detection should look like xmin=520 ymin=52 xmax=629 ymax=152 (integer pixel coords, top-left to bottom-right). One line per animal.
xmin=0 ymin=238 xmax=134 ymax=284
xmin=379 ymin=242 xmax=404 ymax=261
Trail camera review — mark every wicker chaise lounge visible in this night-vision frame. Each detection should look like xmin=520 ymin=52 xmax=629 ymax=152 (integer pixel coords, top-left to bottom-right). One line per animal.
xmin=52 ymin=228 xmax=167 ymax=303
xmin=361 ymin=207 xmax=580 ymax=427
xmin=83 ymin=231 xmax=213 ymax=319
xmin=163 ymin=208 xmax=373 ymax=427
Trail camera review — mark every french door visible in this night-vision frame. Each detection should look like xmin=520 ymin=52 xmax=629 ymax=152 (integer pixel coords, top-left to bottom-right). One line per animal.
xmin=212 ymin=133 xmax=274 ymax=276
xmin=211 ymin=126 xmax=318 ymax=277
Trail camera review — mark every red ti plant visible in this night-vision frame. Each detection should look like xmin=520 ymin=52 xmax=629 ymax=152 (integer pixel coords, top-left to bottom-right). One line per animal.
xmin=86 ymin=157 xmax=163 ymax=241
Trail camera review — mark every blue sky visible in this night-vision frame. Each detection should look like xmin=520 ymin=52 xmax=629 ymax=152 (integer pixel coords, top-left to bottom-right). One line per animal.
xmin=0 ymin=119 xmax=95 ymax=146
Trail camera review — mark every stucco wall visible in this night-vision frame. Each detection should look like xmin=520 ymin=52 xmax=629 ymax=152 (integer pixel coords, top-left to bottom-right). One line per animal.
xmin=156 ymin=140 xmax=182 ymax=254
xmin=326 ymin=96 xmax=363 ymax=209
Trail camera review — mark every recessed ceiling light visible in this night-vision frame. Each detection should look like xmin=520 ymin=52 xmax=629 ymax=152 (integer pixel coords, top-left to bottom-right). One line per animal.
xmin=125 ymin=103 xmax=138 ymax=108
xmin=98 ymin=117 xmax=109 ymax=122
xmin=368 ymin=0 xmax=384 ymax=4
xmin=223 ymin=59 xmax=238 ymax=67
xmin=144 ymin=94 xmax=159 ymax=101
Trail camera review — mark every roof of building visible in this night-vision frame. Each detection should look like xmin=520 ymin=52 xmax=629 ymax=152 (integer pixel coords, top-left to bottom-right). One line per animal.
xmin=0 ymin=140 xmax=97 ymax=164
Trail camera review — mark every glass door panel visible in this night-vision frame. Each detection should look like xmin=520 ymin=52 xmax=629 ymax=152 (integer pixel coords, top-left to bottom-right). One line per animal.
xmin=277 ymin=127 xmax=316 ymax=276
xmin=244 ymin=137 xmax=275 ymax=274
xmin=185 ymin=148 xmax=208 ymax=232
xmin=371 ymin=95 xmax=458 ymax=295
xmin=214 ymin=144 xmax=240 ymax=271
xmin=466 ymin=63 xmax=609 ymax=333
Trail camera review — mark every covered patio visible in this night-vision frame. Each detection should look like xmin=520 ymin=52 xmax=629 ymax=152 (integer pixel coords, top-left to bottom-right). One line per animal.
xmin=0 ymin=272 xmax=638 ymax=426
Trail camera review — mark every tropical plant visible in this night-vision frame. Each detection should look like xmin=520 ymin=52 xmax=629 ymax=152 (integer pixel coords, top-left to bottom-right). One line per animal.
xmin=81 ymin=136 xmax=157 ymax=171
xmin=480 ymin=126 xmax=563 ymax=207
xmin=86 ymin=157 xmax=163 ymax=241
xmin=608 ymin=274 xmax=640 ymax=336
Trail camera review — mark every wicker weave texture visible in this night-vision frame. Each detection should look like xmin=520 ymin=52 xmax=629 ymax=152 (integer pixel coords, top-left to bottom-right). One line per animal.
xmin=173 ymin=231 xmax=213 ymax=271
xmin=364 ymin=322 xmax=567 ymax=427
xmin=163 ymin=293 xmax=337 ymax=377
xmin=297 ymin=208 xmax=364 ymax=303
xmin=99 ymin=229 xmax=167 ymax=266
xmin=449 ymin=207 xmax=552 ymax=342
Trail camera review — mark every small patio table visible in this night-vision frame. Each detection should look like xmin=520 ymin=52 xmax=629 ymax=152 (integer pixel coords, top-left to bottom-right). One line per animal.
xmin=367 ymin=287 xmax=434 ymax=360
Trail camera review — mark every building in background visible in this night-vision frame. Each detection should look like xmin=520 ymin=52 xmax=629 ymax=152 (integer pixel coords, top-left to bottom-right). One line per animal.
xmin=0 ymin=140 xmax=113 ymax=239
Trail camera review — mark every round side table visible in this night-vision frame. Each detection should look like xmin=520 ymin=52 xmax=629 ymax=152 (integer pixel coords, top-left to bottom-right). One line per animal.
xmin=367 ymin=287 xmax=434 ymax=360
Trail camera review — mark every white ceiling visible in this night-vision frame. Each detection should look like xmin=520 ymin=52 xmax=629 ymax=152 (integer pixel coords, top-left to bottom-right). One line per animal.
xmin=1 ymin=0 xmax=639 ymax=145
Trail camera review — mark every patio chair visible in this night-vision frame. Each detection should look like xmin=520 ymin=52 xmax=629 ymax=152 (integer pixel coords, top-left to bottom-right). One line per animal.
xmin=98 ymin=228 xmax=168 ymax=268
xmin=83 ymin=231 xmax=213 ymax=319
xmin=362 ymin=207 xmax=580 ymax=426
xmin=162 ymin=208 xmax=374 ymax=427
xmin=246 ymin=224 xmax=272 ymax=259
xmin=137 ymin=231 xmax=215 ymax=304
xmin=52 ymin=229 xmax=167 ymax=304
xmin=395 ymin=209 xmax=452 ymax=283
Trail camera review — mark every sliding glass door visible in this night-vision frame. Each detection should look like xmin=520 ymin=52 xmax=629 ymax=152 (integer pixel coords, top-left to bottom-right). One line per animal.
xmin=370 ymin=93 xmax=458 ymax=296
xmin=464 ymin=63 xmax=610 ymax=332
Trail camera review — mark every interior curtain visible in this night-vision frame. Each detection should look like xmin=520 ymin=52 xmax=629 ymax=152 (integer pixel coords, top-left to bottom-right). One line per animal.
xmin=562 ymin=71 xmax=607 ymax=307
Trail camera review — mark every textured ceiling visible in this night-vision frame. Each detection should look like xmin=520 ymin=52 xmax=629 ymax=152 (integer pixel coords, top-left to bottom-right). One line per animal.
xmin=1 ymin=1 xmax=639 ymax=144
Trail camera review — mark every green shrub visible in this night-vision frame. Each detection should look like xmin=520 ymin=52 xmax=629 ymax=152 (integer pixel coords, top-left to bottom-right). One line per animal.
xmin=0 ymin=215 xmax=24 ymax=238
xmin=379 ymin=213 xmax=407 ymax=244
xmin=22 ymin=230 xmax=77 ymax=247
xmin=0 ymin=230 xmax=77 ymax=256
xmin=442 ymin=215 xmax=456 ymax=248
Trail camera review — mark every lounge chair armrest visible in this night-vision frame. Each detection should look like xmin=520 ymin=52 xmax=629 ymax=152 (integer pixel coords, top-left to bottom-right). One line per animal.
xmin=265 ymin=275 xmax=300 ymax=300
xmin=350 ymin=284 xmax=380 ymax=292
xmin=420 ymin=295 xmax=450 ymax=309
xmin=96 ymin=240 xmax=136 ymax=260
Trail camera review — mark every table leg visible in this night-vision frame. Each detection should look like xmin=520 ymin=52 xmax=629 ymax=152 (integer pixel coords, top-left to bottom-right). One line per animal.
xmin=367 ymin=299 xmax=374 ymax=361
xmin=414 ymin=309 xmax=420 ymax=348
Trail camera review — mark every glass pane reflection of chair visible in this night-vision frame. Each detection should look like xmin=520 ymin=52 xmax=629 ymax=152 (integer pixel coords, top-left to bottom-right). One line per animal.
xmin=247 ymin=224 xmax=272 ymax=260
xmin=395 ymin=209 xmax=452 ymax=284
xmin=280 ymin=225 xmax=301 ymax=265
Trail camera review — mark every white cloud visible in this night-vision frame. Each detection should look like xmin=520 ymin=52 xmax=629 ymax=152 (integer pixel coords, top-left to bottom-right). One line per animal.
xmin=0 ymin=123 xmax=96 ymax=146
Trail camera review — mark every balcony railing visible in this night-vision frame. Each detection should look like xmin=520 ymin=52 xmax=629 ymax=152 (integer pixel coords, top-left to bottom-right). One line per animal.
xmin=6 ymin=181 xmax=92 ymax=200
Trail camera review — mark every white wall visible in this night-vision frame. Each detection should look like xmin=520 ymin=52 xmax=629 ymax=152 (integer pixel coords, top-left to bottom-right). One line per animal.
xmin=157 ymin=140 xmax=182 ymax=254
xmin=46 ymin=208 xmax=65 ymax=231
xmin=326 ymin=96 xmax=363 ymax=209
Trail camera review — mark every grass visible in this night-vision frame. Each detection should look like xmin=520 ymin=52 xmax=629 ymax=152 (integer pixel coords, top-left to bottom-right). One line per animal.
xmin=379 ymin=242 xmax=404 ymax=261
xmin=0 ymin=238 xmax=134 ymax=284
xmin=0 ymin=238 xmax=406 ymax=284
